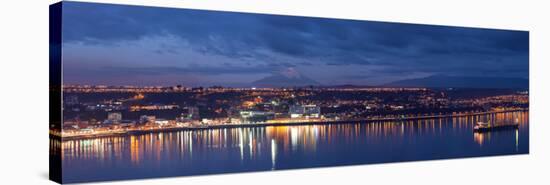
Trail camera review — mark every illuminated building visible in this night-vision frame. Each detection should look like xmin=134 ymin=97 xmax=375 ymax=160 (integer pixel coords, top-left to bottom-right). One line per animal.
xmin=139 ymin=115 xmax=156 ymax=126
xmin=289 ymin=104 xmax=321 ymax=118
xmin=139 ymin=115 xmax=150 ymax=125
xmin=130 ymin=104 xmax=179 ymax=111
xmin=240 ymin=111 xmax=275 ymax=124
xmin=176 ymin=107 xmax=200 ymax=122
xmin=105 ymin=112 xmax=122 ymax=124
xmin=154 ymin=119 xmax=169 ymax=126
xmin=189 ymin=107 xmax=200 ymax=120
xmin=254 ymin=96 xmax=263 ymax=103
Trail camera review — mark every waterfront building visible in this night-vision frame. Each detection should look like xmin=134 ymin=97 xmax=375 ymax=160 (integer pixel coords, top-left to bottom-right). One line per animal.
xmin=240 ymin=111 xmax=275 ymax=124
xmin=154 ymin=119 xmax=169 ymax=126
xmin=139 ymin=115 xmax=156 ymax=126
xmin=289 ymin=104 xmax=321 ymax=118
xmin=177 ymin=106 xmax=200 ymax=122
xmin=188 ymin=106 xmax=200 ymax=120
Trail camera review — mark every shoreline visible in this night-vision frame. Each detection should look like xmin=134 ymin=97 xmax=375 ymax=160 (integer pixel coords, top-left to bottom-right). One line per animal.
xmin=52 ymin=109 xmax=528 ymax=141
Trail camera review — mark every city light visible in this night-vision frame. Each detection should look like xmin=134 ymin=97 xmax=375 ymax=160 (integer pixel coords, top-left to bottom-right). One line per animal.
xmin=56 ymin=85 xmax=528 ymax=139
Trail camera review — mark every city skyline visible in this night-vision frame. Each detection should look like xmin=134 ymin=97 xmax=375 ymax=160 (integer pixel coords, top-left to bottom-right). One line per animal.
xmin=61 ymin=2 xmax=528 ymax=87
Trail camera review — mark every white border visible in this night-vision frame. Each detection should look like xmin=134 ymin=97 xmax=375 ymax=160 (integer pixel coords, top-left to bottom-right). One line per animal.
xmin=1 ymin=0 xmax=548 ymax=185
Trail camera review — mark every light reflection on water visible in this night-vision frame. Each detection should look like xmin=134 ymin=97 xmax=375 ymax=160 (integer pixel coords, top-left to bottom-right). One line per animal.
xmin=57 ymin=111 xmax=529 ymax=183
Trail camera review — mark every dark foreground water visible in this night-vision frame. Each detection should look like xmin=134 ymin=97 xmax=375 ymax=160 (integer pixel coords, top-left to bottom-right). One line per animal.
xmin=55 ymin=111 xmax=529 ymax=183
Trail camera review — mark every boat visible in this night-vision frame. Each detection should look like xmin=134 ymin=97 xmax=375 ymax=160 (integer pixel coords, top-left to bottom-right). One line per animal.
xmin=473 ymin=121 xmax=519 ymax=132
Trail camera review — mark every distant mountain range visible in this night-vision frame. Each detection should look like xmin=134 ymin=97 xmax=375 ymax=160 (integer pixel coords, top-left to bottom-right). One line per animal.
xmin=251 ymin=69 xmax=528 ymax=89
xmin=253 ymin=68 xmax=320 ymax=87
xmin=384 ymin=75 xmax=528 ymax=89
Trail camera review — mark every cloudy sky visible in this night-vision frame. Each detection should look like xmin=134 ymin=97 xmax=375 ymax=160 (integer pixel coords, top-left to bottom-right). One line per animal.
xmin=61 ymin=1 xmax=529 ymax=87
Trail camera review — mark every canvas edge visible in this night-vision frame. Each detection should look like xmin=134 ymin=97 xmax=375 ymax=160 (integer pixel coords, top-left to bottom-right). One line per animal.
xmin=49 ymin=1 xmax=63 ymax=184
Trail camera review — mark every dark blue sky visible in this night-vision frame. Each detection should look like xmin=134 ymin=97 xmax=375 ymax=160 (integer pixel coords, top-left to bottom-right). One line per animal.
xmin=61 ymin=1 xmax=529 ymax=86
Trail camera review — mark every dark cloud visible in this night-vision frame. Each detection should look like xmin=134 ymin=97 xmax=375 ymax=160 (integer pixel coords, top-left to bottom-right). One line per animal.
xmin=342 ymin=74 xmax=377 ymax=79
xmin=61 ymin=1 xmax=529 ymax=86
xmin=99 ymin=65 xmax=273 ymax=76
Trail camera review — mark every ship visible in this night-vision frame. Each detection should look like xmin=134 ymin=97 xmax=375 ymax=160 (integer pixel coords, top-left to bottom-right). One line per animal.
xmin=473 ymin=121 xmax=519 ymax=132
